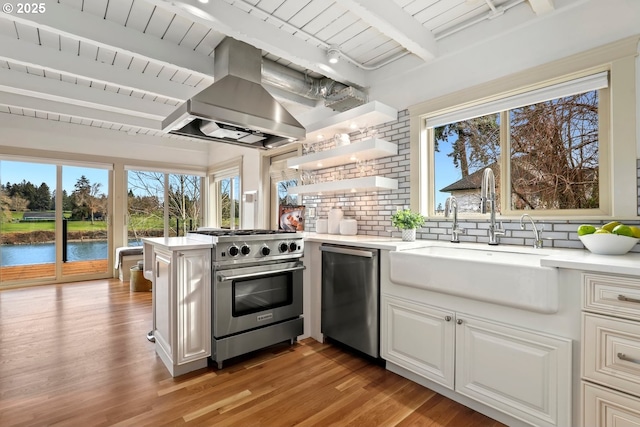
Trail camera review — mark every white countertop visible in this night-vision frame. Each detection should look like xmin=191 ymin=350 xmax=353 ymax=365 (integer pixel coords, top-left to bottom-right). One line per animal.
xmin=541 ymin=249 xmax=640 ymax=276
xmin=141 ymin=232 xmax=640 ymax=276
xmin=142 ymin=236 xmax=212 ymax=251
xmin=304 ymin=232 xmax=640 ymax=276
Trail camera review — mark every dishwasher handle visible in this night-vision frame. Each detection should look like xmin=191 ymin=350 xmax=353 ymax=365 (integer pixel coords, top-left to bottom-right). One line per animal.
xmin=320 ymin=245 xmax=376 ymax=258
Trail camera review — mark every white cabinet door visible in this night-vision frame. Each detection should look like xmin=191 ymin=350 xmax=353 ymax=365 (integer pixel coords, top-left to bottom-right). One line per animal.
xmin=154 ymin=251 xmax=173 ymax=360
xmin=583 ymin=382 xmax=640 ymax=427
xmin=176 ymin=249 xmax=211 ymax=365
xmin=381 ymin=296 xmax=455 ymax=389
xmin=455 ymin=314 xmax=572 ymax=427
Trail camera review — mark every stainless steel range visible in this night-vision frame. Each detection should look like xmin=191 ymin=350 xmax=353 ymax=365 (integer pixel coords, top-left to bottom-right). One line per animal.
xmin=188 ymin=229 xmax=304 ymax=369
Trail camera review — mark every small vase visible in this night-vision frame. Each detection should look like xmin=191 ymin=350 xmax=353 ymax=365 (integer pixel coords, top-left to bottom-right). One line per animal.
xmin=401 ymin=228 xmax=416 ymax=242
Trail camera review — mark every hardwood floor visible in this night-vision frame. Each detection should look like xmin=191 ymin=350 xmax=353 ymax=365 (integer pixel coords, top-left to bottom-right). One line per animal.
xmin=0 ymin=279 xmax=505 ymax=427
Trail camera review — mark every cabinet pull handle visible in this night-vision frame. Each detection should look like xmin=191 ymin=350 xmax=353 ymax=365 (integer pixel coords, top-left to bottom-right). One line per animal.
xmin=456 ymin=319 xmax=463 ymax=325
xmin=445 ymin=316 xmax=452 ymax=322
xmin=618 ymin=353 xmax=640 ymax=365
xmin=618 ymin=294 xmax=640 ymax=304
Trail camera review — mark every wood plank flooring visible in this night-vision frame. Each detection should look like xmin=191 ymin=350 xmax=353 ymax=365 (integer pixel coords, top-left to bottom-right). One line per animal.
xmin=0 ymin=279 xmax=505 ymax=427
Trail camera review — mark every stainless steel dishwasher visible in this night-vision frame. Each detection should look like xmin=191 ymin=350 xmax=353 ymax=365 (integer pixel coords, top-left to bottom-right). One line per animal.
xmin=320 ymin=244 xmax=380 ymax=358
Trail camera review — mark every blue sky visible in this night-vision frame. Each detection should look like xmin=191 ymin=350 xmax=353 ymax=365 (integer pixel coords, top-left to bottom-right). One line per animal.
xmin=0 ymin=160 xmax=108 ymax=194
xmin=434 ymin=137 xmax=463 ymax=210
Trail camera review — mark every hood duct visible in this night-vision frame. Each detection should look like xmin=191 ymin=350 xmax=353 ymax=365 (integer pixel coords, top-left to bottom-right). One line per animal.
xmin=163 ymin=38 xmax=306 ymax=149
xmin=261 ymin=60 xmax=368 ymax=112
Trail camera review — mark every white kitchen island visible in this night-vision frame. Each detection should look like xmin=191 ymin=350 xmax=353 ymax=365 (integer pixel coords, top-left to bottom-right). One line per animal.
xmin=142 ymin=237 xmax=213 ymax=377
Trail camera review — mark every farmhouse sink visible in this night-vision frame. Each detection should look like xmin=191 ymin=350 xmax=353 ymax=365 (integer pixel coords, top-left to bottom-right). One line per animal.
xmin=389 ymin=245 xmax=558 ymax=313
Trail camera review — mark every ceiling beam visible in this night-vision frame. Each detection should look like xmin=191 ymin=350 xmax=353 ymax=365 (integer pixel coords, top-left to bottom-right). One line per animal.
xmin=0 ymin=91 xmax=162 ymax=130
xmin=144 ymin=0 xmax=368 ymax=88
xmin=334 ymin=0 xmax=438 ymax=62
xmin=527 ymin=0 xmax=555 ymax=15
xmin=2 ymin=1 xmax=215 ymax=79
xmin=0 ymin=36 xmax=206 ymax=101
xmin=0 ymin=67 xmax=176 ymax=120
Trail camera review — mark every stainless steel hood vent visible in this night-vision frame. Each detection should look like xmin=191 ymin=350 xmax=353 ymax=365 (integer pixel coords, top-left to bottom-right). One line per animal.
xmin=163 ymin=38 xmax=306 ymax=149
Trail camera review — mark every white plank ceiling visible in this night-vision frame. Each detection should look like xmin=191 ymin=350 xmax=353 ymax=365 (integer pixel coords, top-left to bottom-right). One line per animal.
xmin=0 ymin=0 xmax=554 ymax=139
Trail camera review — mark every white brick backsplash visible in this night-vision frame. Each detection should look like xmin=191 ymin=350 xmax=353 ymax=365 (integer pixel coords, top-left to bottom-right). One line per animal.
xmin=303 ymin=109 xmax=640 ymax=250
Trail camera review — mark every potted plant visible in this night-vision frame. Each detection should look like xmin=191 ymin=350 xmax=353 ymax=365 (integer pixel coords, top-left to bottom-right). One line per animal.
xmin=391 ymin=209 xmax=425 ymax=242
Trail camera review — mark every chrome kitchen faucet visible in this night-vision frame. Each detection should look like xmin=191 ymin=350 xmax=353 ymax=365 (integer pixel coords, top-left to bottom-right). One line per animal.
xmin=444 ymin=196 xmax=465 ymax=243
xmin=520 ymin=214 xmax=544 ymax=248
xmin=480 ymin=168 xmax=505 ymax=245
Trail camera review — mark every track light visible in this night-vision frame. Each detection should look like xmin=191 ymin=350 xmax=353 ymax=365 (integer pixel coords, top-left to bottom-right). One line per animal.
xmin=327 ymin=46 xmax=340 ymax=64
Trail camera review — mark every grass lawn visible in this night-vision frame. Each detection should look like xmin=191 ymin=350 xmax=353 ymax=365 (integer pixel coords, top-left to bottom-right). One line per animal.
xmin=1 ymin=220 xmax=107 ymax=233
xmin=3 ymin=212 xmax=188 ymax=234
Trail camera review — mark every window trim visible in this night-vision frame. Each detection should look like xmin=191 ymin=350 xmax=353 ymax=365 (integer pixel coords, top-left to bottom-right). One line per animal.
xmin=409 ymin=36 xmax=639 ymax=220
xmin=426 ymin=86 xmax=608 ymax=218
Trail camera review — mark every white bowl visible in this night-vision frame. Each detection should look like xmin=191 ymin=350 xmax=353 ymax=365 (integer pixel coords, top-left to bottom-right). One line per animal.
xmin=578 ymin=233 xmax=639 ymax=255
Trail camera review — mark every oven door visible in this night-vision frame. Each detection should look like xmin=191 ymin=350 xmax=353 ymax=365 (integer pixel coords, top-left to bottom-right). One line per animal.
xmin=213 ymin=260 xmax=304 ymax=338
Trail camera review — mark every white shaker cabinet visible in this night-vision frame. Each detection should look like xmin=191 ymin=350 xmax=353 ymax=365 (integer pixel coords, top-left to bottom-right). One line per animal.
xmin=151 ymin=245 xmax=211 ymax=377
xmin=455 ymin=314 xmax=572 ymax=427
xmin=582 ymin=273 xmax=640 ymax=427
xmin=382 ymin=296 xmax=455 ymax=389
xmin=381 ymin=295 xmax=572 ymax=427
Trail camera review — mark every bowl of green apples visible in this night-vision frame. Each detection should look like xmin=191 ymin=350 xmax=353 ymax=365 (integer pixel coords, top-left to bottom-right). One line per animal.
xmin=578 ymin=222 xmax=640 ymax=255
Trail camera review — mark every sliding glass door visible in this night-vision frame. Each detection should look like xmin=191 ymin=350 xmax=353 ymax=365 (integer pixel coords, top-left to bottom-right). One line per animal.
xmin=0 ymin=160 xmax=111 ymax=285
xmin=61 ymin=165 xmax=109 ymax=279
xmin=0 ymin=160 xmax=57 ymax=282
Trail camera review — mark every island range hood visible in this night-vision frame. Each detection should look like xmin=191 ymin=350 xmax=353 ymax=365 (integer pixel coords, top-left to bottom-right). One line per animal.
xmin=162 ymin=38 xmax=306 ymax=149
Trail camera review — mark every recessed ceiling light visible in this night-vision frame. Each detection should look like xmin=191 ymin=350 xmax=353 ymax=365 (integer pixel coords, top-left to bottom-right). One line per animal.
xmin=327 ymin=46 xmax=340 ymax=64
xmin=198 ymin=0 xmax=209 ymax=3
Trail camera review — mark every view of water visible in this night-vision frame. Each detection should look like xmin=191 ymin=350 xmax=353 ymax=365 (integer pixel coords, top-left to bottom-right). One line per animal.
xmin=0 ymin=241 xmax=140 ymax=267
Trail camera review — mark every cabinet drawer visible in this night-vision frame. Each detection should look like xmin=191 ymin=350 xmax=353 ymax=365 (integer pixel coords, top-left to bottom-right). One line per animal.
xmin=583 ymin=381 xmax=640 ymax=427
xmin=584 ymin=273 xmax=640 ymax=321
xmin=583 ymin=313 xmax=640 ymax=397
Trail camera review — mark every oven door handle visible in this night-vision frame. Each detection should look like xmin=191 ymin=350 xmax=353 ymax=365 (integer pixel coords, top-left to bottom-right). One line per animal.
xmin=217 ymin=265 xmax=306 ymax=282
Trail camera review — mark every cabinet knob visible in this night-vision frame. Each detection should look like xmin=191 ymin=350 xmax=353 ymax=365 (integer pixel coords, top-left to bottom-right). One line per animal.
xmin=456 ymin=319 xmax=463 ymax=325
xmin=445 ymin=316 xmax=452 ymax=322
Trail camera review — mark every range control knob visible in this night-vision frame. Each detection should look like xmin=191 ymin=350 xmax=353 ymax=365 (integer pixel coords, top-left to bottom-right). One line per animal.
xmin=228 ymin=245 xmax=239 ymax=257
xmin=289 ymin=242 xmax=298 ymax=252
xmin=279 ymin=242 xmax=288 ymax=253
xmin=241 ymin=245 xmax=251 ymax=256
xmin=261 ymin=245 xmax=271 ymax=256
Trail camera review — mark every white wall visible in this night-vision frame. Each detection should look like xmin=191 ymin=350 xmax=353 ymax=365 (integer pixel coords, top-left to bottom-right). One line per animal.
xmin=0 ymin=114 xmax=210 ymax=167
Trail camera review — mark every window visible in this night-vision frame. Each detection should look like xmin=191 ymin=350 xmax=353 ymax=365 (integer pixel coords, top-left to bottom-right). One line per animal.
xmin=268 ymin=151 xmax=300 ymax=230
xmin=210 ymin=160 xmax=241 ymax=229
xmin=127 ymin=169 xmax=202 ymax=241
xmin=424 ymin=71 xmax=611 ymax=217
